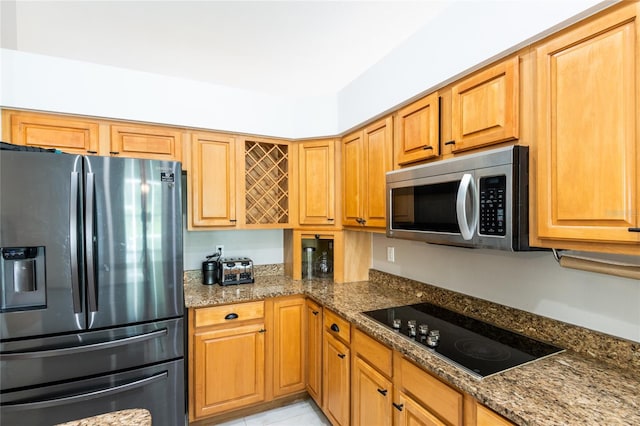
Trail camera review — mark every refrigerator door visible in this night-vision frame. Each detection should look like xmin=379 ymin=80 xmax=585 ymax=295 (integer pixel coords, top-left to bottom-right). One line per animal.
xmin=0 ymin=151 xmax=86 ymax=340
xmin=85 ymin=156 xmax=183 ymax=329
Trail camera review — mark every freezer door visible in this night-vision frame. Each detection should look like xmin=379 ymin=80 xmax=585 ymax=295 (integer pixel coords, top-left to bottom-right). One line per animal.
xmin=0 ymin=151 xmax=86 ymax=339
xmin=0 ymin=358 xmax=185 ymax=426
xmin=85 ymin=156 xmax=183 ymax=328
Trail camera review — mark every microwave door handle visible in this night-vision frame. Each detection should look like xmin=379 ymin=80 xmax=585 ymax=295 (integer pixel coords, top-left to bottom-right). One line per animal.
xmin=456 ymin=173 xmax=478 ymax=240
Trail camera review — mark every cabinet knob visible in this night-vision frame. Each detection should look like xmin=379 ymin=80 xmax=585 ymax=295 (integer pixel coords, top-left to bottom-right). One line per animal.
xmin=393 ymin=403 xmax=404 ymax=411
xmin=337 ymin=353 xmax=346 ymax=359
xmin=377 ymin=388 xmax=388 ymax=396
xmin=258 ymin=329 xmax=267 ymax=333
xmin=444 ymin=140 xmax=456 ymax=146
xmin=312 ymin=310 xmax=319 ymax=316
xmin=330 ymin=323 xmax=340 ymax=332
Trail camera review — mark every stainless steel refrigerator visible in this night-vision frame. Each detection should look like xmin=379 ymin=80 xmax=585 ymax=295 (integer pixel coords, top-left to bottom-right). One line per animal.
xmin=0 ymin=149 xmax=185 ymax=425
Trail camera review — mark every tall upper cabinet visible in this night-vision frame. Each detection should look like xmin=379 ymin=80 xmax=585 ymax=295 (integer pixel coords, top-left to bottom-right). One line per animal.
xmin=342 ymin=116 xmax=393 ymax=229
xmin=533 ymin=1 xmax=640 ymax=254
xmin=298 ymin=139 xmax=337 ymax=227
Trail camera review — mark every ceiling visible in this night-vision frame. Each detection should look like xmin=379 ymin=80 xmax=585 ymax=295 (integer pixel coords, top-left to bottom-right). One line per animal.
xmin=1 ymin=0 xmax=451 ymax=96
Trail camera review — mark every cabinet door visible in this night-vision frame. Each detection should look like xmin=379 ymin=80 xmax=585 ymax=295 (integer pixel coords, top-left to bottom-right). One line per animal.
xmin=476 ymin=404 xmax=515 ymax=426
xmin=110 ymin=124 xmax=182 ymax=161
xmin=305 ymin=299 xmax=323 ymax=405
xmin=299 ymin=140 xmax=336 ymax=225
xmin=535 ymin=2 xmax=639 ymax=249
xmin=272 ymin=296 xmax=306 ymax=398
xmin=393 ymin=391 xmax=446 ymax=426
xmin=450 ymin=56 xmax=519 ymax=152
xmin=323 ymin=333 xmax=350 ymax=426
xmin=395 ymin=92 xmax=440 ymax=166
xmin=362 ymin=117 xmax=393 ymax=228
xmin=352 ymin=356 xmax=392 ymax=426
xmin=341 ymin=131 xmax=363 ymax=227
xmin=190 ymin=132 xmax=236 ymax=227
xmin=193 ymin=323 xmax=265 ymax=418
xmin=9 ymin=111 xmax=99 ymax=155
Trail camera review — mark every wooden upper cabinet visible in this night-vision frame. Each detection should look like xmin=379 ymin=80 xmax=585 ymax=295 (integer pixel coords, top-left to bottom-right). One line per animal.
xmin=189 ymin=132 xmax=237 ymax=228
xmin=449 ymin=56 xmax=519 ymax=152
xmin=534 ymin=2 xmax=640 ymax=252
xmin=395 ymin=92 xmax=440 ymax=166
xmin=342 ymin=116 xmax=393 ymax=228
xmin=110 ymin=124 xmax=182 ymax=161
xmin=7 ymin=111 xmax=99 ymax=155
xmin=298 ymin=139 xmax=336 ymax=226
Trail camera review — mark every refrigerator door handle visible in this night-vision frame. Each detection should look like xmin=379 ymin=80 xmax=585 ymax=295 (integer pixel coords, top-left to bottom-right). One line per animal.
xmin=69 ymin=172 xmax=83 ymax=313
xmin=1 ymin=371 xmax=168 ymax=410
xmin=0 ymin=328 xmax=168 ymax=360
xmin=85 ymin=172 xmax=98 ymax=313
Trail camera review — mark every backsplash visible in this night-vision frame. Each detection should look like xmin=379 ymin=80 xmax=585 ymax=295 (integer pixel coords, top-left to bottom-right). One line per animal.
xmin=369 ymin=270 xmax=640 ymax=373
xmin=183 ymin=263 xmax=284 ymax=283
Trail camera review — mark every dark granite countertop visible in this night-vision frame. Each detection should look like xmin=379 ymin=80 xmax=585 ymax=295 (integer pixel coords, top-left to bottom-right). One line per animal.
xmin=184 ymin=271 xmax=640 ymax=426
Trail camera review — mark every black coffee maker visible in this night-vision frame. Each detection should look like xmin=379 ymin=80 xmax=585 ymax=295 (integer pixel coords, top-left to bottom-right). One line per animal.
xmin=202 ymin=253 xmax=221 ymax=285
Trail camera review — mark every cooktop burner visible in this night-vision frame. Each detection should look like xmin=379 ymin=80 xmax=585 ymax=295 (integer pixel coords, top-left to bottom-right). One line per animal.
xmin=362 ymin=302 xmax=563 ymax=378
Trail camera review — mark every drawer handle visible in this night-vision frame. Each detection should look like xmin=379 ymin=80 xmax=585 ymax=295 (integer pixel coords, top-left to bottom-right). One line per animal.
xmin=337 ymin=353 xmax=346 ymax=359
xmin=224 ymin=313 xmax=239 ymax=320
xmin=629 ymin=228 xmax=640 ymax=232
xmin=86 ymin=150 xmax=98 ymax=154
xmin=444 ymin=140 xmax=456 ymax=146
xmin=109 ymin=151 xmax=120 ymax=155
xmin=393 ymin=403 xmax=404 ymax=411
xmin=423 ymin=146 xmax=434 ymax=150
xmin=330 ymin=323 xmax=340 ymax=333
xmin=258 ymin=329 xmax=266 ymax=333
xmin=377 ymin=388 xmax=388 ymax=396
xmin=312 ymin=310 xmax=319 ymax=316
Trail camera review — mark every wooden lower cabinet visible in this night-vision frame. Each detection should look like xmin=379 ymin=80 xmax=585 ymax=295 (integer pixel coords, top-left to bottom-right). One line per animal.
xmin=394 ymin=391 xmax=447 ymax=426
xmin=352 ymin=356 xmax=392 ymax=426
xmin=475 ymin=404 xmax=515 ymax=426
xmin=189 ymin=297 xmax=306 ymax=422
xmin=323 ymin=309 xmax=351 ymax=426
xmin=305 ymin=298 xmax=323 ymax=405
xmin=271 ymin=296 xmax=306 ymax=397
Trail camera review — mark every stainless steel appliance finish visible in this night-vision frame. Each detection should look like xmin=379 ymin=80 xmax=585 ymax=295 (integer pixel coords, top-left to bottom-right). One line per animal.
xmin=386 ymin=145 xmax=532 ymax=251
xmin=0 ymin=150 xmax=185 ymax=425
xmin=218 ymin=256 xmax=254 ymax=285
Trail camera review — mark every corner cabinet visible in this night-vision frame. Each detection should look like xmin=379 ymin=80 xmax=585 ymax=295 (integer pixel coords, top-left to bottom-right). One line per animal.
xmin=342 ymin=116 xmax=393 ymax=229
xmin=449 ymin=56 xmax=519 ymax=153
xmin=298 ymin=139 xmax=337 ymax=226
xmin=394 ymin=93 xmax=440 ymax=166
xmin=188 ymin=132 xmax=237 ymax=228
xmin=533 ymin=2 xmax=640 ymax=254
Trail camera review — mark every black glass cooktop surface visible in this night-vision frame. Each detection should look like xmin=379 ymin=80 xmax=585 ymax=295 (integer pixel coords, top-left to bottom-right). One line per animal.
xmin=362 ymin=302 xmax=563 ymax=378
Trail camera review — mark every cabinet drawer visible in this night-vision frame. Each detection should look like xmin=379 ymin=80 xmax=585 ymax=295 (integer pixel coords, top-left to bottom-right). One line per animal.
xmin=353 ymin=328 xmax=392 ymax=378
xmin=396 ymin=355 xmax=463 ymax=426
xmin=324 ymin=309 xmax=350 ymax=344
xmin=194 ymin=301 xmax=265 ymax=328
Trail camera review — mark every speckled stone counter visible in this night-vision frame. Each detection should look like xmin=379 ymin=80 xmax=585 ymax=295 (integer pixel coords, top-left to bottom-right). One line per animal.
xmin=184 ymin=270 xmax=640 ymax=426
xmin=55 ymin=409 xmax=151 ymax=425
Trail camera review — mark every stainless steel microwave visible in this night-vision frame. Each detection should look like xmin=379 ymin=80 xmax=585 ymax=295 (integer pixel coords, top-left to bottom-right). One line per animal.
xmin=386 ymin=146 xmax=534 ymax=251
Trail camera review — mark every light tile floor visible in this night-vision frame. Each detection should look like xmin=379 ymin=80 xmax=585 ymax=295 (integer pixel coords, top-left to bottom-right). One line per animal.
xmin=216 ymin=399 xmax=331 ymax=426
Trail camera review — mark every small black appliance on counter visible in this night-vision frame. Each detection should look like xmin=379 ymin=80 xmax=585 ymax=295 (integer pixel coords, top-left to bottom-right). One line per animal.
xmin=218 ymin=257 xmax=254 ymax=285
xmin=201 ymin=254 xmax=221 ymax=285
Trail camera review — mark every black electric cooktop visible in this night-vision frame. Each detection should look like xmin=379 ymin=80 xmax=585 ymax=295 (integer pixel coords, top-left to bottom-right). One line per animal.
xmin=362 ymin=302 xmax=563 ymax=379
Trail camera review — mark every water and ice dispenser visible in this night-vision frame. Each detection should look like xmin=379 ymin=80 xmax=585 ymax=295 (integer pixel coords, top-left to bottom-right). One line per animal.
xmin=0 ymin=247 xmax=46 ymax=311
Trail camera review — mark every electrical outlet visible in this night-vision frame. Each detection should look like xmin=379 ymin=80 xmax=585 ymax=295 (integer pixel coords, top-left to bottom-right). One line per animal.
xmin=387 ymin=247 xmax=395 ymax=263
xmin=215 ymin=245 xmax=224 ymax=257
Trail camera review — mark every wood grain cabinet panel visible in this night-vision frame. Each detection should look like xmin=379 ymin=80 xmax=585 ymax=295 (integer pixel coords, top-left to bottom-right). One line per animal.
xmin=272 ymin=296 xmax=306 ymax=398
xmin=305 ymin=299 xmax=323 ymax=406
xmin=534 ymin=2 xmax=640 ymax=252
xmin=395 ymin=93 xmax=440 ymax=166
xmin=8 ymin=111 xmax=99 ymax=155
xmin=476 ymin=404 xmax=515 ymax=426
xmin=299 ymin=139 xmax=336 ymax=226
xmin=450 ymin=56 xmax=519 ymax=152
xmin=342 ymin=116 xmax=393 ymax=229
xmin=189 ymin=132 xmax=237 ymax=228
xmin=394 ymin=391 xmax=447 ymax=426
xmin=323 ymin=332 xmax=350 ymax=426
xmin=110 ymin=124 xmax=182 ymax=161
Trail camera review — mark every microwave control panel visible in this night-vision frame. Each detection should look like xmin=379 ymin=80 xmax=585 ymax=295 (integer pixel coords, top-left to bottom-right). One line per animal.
xmin=479 ymin=175 xmax=506 ymax=236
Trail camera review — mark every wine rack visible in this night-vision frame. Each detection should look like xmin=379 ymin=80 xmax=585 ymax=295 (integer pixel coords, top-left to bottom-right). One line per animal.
xmin=245 ymin=140 xmax=289 ymax=225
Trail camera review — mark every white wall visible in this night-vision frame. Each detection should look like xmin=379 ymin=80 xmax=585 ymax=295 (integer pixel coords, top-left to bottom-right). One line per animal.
xmin=372 ymin=234 xmax=640 ymax=343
